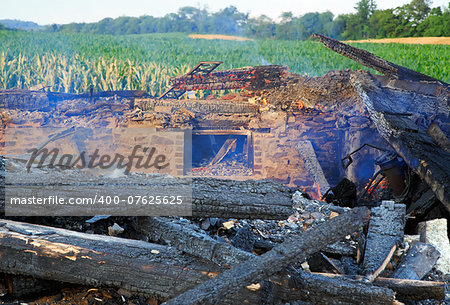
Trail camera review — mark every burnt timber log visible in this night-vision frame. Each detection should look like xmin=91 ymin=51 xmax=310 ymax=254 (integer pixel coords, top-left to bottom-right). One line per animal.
xmin=0 ymin=215 xmax=441 ymax=302
xmin=313 ymin=34 xmax=447 ymax=85
xmin=0 ymin=219 xmax=225 ymax=301
xmin=295 ymin=140 xmax=330 ymax=193
xmin=134 ymin=98 xmax=259 ymax=114
xmin=3 ymin=171 xmax=294 ymax=219
xmin=137 ymin=216 xmax=406 ymax=304
xmin=0 ymin=219 xmax=292 ymax=304
xmin=163 ymin=207 xmax=373 ymax=305
xmin=351 ymin=72 xmax=450 ymax=212
xmin=136 ymin=216 xmax=255 ymax=267
xmin=314 ymin=273 xmax=445 ymax=301
xmin=0 ymin=218 xmax=394 ymax=305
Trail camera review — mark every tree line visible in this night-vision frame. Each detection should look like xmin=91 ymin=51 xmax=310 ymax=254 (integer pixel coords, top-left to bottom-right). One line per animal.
xmin=43 ymin=0 xmax=449 ymax=39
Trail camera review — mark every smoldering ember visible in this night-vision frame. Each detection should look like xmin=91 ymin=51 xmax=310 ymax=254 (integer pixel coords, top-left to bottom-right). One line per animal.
xmin=0 ymin=35 xmax=449 ymax=305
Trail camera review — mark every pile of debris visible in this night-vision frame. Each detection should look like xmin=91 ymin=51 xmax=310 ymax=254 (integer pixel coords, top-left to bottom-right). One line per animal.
xmin=0 ymin=35 xmax=449 ymax=304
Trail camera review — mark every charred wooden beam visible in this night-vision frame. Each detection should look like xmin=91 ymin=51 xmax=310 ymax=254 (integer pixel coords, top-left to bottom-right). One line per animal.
xmin=276 ymin=271 xmax=397 ymax=305
xmin=208 ymin=138 xmax=237 ymax=166
xmin=351 ymin=72 xmax=450 ymax=212
xmin=163 ymin=207 xmax=371 ymax=305
xmin=363 ymin=201 xmax=405 ymax=276
xmin=313 ymin=34 xmax=447 ymax=85
xmin=134 ymin=98 xmax=259 ymax=114
xmin=427 ymin=122 xmax=450 ymax=152
xmin=0 ymin=218 xmax=407 ymax=304
xmin=0 ymin=219 xmax=225 ymax=301
xmin=137 ymin=216 xmax=397 ymax=304
xmin=0 ymin=219 xmax=278 ymax=304
xmin=135 ymin=216 xmax=254 ymax=267
xmin=314 ymin=273 xmax=445 ymax=301
xmin=4 ymin=171 xmax=294 ymax=219
xmin=296 ymin=140 xmax=330 ymax=194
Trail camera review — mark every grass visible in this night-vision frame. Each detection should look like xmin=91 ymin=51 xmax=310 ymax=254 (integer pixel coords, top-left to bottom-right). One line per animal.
xmin=0 ymin=31 xmax=448 ymax=96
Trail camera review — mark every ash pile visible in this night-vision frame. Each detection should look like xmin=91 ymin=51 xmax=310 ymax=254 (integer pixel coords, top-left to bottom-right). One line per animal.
xmin=0 ymin=35 xmax=449 ymax=305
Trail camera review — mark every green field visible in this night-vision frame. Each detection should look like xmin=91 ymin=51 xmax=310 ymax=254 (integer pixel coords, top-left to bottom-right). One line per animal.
xmin=0 ymin=31 xmax=448 ymax=96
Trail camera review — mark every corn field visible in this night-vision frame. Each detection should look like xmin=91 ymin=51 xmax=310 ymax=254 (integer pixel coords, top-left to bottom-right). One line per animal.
xmin=0 ymin=31 xmax=448 ymax=96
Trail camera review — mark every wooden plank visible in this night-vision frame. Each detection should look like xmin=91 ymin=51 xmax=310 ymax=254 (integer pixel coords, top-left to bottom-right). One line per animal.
xmin=351 ymin=71 xmax=450 ymax=212
xmin=208 ymin=138 xmax=237 ymax=166
xmin=296 ymin=140 xmax=330 ymax=194
xmin=4 ymin=171 xmax=294 ymax=219
xmin=163 ymin=207 xmax=371 ymax=305
xmin=0 ymin=219 xmax=223 ymax=301
xmin=314 ymin=273 xmax=445 ymax=301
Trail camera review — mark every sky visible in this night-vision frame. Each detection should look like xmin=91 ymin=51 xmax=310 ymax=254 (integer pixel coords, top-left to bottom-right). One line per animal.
xmin=0 ymin=0 xmax=449 ymax=25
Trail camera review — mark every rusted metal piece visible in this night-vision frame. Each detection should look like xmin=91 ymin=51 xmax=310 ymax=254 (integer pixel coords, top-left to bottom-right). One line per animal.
xmin=159 ymin=61 xmax=223 ymax=99
xmin=375 ymin=151 xmax=407 ymax=197
xmin=160 ymin=63 xmax=288 ymax=99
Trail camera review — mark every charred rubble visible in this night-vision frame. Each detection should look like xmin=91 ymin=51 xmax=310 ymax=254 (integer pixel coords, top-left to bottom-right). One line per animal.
xmin=0 ymin=35 xmax=449 ymax=304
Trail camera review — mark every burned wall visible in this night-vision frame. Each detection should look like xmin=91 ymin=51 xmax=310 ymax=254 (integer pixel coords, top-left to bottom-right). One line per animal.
xmin=0 ymin=70 xmax=392 ymax=196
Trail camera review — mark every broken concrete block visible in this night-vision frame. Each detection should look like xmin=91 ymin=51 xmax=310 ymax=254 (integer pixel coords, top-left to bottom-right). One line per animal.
xmin=418 ymin=218 xmax=450 ymax=275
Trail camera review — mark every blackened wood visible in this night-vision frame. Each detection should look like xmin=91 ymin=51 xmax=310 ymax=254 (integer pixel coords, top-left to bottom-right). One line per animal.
xmin=393 ymin=242 xmax=440 ymax=280
xmin=4 ymin=171 xmax=294 ymax=219
xmin=313 ymin=34 xmax=446 ymax=85
xmin=0 ymin=219 xmax=225 ymax=301
xmin=314 ymin=273 xmax=445 ymax=301
xmin=0 ymin=89 xmax=148 ymax=111
xmin=136 ymin=216 xmax=253 ymax=267
xmin=208 ymin=138 xmax=237 ymax=166
xmin=427 ymin=122 xmax=450 ymax=152
xmin=0 ymin=218 xmax=398 ymax=304
xmin=351 ymin=72 xmax=450 ymax=212
xmin=138 ymin=216 xmax=398 ymax=305
xmin=365 ymin=244 xmax=397 ymax=282
xmin=2 ymin=273 xmax=63 ymax=297
xmin=163 ymin=207 xmax=370 ymax=305
xmin=295 ymin=140 xmax=330 ymax=193
xmin=276 ymin=271 xmax=396 ymax=305
xmin=363 ymin=201 xmax=405 ymax=275
xmin=134 ymin=98 xmax=259 ymax=114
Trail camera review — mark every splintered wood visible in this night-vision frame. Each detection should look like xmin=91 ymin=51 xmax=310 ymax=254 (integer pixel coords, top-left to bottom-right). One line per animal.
xmin=363 ymin=201 xmax=405 ymax=275
xmin=296 ymin=140 xmax=330 ymax=193
xmin=163 ymin=208 xmax=370 ymax=305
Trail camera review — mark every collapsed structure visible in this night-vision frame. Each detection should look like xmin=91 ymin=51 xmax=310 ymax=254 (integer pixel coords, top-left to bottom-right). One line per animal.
xmin=0 ymin=35 xmax=449 ymax=304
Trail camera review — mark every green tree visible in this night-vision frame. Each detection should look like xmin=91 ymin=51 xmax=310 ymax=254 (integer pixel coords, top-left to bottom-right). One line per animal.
xmin=342 ymin=0 xmax=377 ymax=39
xmin=416 ymin=6 xmax=450 ymax=36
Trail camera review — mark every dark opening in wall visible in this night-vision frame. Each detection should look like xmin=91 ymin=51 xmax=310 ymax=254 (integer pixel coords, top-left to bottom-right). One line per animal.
xmin=191 ymin=131 xmax=253 ymax=174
